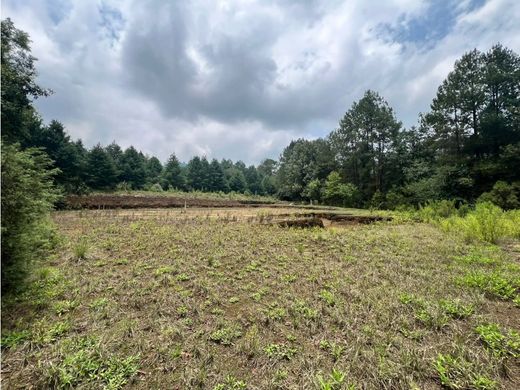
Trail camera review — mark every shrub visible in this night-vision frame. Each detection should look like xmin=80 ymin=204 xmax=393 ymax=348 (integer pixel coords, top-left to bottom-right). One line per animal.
xmin=438 ymin=202 xmax=518 ymax=243
xmin=1 ymin=142 xmax=60 ymax=292
xmin=477 ymin=181 xmax=520 ymax=210
xmin=150 ymin=183 xmax=163 ymax=192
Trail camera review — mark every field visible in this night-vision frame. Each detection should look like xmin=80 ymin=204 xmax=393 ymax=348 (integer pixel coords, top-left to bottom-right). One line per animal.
xmin=2 ymin=206 xmax=520 ymax=389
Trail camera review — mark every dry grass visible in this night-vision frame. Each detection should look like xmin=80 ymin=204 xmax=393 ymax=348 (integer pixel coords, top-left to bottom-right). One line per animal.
xmin=1 ymin=207 xmax=519 ymax=389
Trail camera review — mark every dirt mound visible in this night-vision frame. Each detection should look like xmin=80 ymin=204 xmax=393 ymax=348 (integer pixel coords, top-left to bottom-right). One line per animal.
xmin=277 ymin=217 xmax=325 ymax=228
xmin=65 ymin=194 xmax=277 ymax=209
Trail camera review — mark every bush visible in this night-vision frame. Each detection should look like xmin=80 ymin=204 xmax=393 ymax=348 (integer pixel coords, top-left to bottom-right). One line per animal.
xmin=416 ymin=200 xmax=461 ymax=222
xmin=149 ymin=183 xmax=163 ymax=192
xmin=439 ymin=202 xmax=518 ymax=243
xmin=478 ymin=181 xmax=520 ymax=210
xmin=323 ymin=172 xmax=359 ymax=207
xmin=1 ymin=142 xmax=61 ymax=292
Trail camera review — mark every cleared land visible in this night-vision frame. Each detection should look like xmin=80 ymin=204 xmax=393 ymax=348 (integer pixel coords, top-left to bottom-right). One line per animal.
xmin=1 ymin=206 xmax=519 ymax=389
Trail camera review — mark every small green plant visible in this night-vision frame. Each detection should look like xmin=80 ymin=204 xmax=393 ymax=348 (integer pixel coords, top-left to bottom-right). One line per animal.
xmin=89 ymin=297 xmax=109 ymax=310
xmin=44 ymin=337 xmax=139 ymax=389
xmin=459 ymin=272 xmax=517 ymax=300
xmin=264 ymin=305 xmax=286 ymax=322
xmin=213 ymin=375 xmax=247 ymax=390
xmin=316 ymin=368 xmax=354 ymax=390
xmin=1 ymin=329 xmax=31 ymax=348
xmin=209 ymin=326 xmax=242 ymax=345
xmin=264 ymin=343 xmax=297 ymax=360
xmin=319 ymin=289 xmax=336 ymax=306
xmin=154 ymin=266 xmax=175 ymax=276
xmin=434 ymin=353 xmax=496 ymax=390
xmin=319 ymin=339 xmax=344 ymax=361
xmin=228 ymin=296 xmax=239 ymax=304
xmin=475 ymin=323 xmax=520 ymax=358
xmin=54 ymin=300 xmax=79 ymax=316
xmin=439 ymin=299 xmax=474 ymax=319
xmin=293 ymin=300 xmax=318 ymax=320
xmin=73 ymin=240 xmax=89 ymax=260
xmin=176 ymin=305 xmax=189 ymax=317
xmin=176 ymin=273 xmax=190 ymax=281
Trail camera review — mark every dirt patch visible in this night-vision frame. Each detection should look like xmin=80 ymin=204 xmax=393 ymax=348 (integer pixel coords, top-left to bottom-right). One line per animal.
xmin=65 ymin=194 xmax=277 ymax=209
xmin=269 ymin=212 xmax=391 ymax=228
xmin=277 ymin=217 xmax=325 ymax=228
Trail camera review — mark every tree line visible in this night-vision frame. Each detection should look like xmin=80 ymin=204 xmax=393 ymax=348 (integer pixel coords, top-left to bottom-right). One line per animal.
xmin=3 ymin=18 xmax=519 ymax=209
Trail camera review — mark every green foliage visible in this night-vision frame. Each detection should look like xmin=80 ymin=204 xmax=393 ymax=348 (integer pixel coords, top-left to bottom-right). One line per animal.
xmin=458 ymin=271 xmax=517 ymax=300
xmin=1 ymin=142 xmax=60 ymax=291
xmin=316 ymin=368 xmax=354 ymax=390
xmin=213 ymin=375 xmax=247 ymax=390
xmin=1 ymin=329 xmax=31 ymax=348
xmin=438 ymin=202 xmax=518 ymax=243
xmin=323 ymin=172 xmax=358 ymax=207
xmin=475 ymin=324 xmax=520 ymax=358
xmin=434 ymin=354 xmax=496 ymax=390
xmin=264 ymin=343 xmax=297 ymax=360
xmin=44 ymin=337 xmax=139 ymax=389
xmin=209 ymin=326 xmax=242 ymax=345
xmin=478 ymin=181 xmax=520 ymax=210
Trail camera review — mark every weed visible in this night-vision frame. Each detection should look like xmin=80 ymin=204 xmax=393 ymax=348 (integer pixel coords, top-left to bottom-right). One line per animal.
xmin=1 ymin=329 xmax=31 ymax=348
xmin=316 ymin=368 xmax=354 ymax=390
xmin=213 ymin=375 xmax=247 ymax=390
xmin=475 ymin=324 xmax=520 ymax=358
xmin=228 ymin=296 xmax=239 ymax=304
xmin=319 ymin=289 xmax=336 ymax=306
xmin=176 ymin=273 xmax=190 ymax=281
xmin=264 ymin=343 xmax=297 ymax=360
xmin=53 ymin=300 xmax=79 ymax=316
xmin=155 ymin=266 xmax=175 ymax=275
xmin=439 ymin=299 xmax=474 ymax=319
xmin=89 ymin=297 xmax=109 ymax=310
xmin=459 ymin=272 xmax=517 ymax=300
xmin=44 ymin=336 xmax=139 ymax=389
xmin=73 ymin=239 xmax=89 ymax=260
xmin=434 ymin=353 xmax=496 ymax=390
xmin=264 ymin=305 xmax=286 ymax=322
xmin=176 ymin=305 xmax=189 ymax=317
xmin=319 ymin=339 xmax=344 ymax=361
xmin=209 ymin=326 xmax=242 ymax=345
xmin=293 ymin=300 xmax=318 ymax=320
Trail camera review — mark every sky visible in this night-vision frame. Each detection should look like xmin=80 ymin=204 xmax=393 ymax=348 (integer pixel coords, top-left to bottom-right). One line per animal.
xmin=3 ymin=0 xmax=520 ymax=164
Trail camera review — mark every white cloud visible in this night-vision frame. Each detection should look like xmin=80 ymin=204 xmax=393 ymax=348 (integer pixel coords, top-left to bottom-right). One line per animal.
xmin=3 ymin=0 xmax=519 ymax=164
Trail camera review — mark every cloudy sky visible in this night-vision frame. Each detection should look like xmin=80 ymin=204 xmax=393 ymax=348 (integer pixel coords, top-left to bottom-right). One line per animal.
xmin=3 ymin=0 xmax=520 ymax=164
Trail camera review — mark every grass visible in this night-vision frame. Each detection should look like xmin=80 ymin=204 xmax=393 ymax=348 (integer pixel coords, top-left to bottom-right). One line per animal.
xmin=1 ymin=206 xmax=519 ymax=388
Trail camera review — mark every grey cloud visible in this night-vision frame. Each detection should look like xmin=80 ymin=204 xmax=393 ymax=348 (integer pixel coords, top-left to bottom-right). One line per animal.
xmin=3 ymin=0 xmax=520 ymax=164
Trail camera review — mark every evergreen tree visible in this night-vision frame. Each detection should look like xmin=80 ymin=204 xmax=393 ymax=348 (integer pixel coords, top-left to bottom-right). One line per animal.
xmin=86 ymin=144 xmax=118 ymax=190
xmin=162 ymin=153 xmax=185 ymax=190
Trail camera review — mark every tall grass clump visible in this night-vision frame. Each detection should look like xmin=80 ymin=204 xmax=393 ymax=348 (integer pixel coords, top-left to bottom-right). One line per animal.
xmin=439 ymin=202 xmax=518 ymax=243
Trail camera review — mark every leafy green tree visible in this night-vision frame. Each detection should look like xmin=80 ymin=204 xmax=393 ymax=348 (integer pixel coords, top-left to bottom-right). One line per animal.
xmin=85 ymin=144 xmax=118 ymax=190
xmin=323 ymin=171 xmax=359 ymax=207
xmin=1 ymin=142 xmax=60 ymax=291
